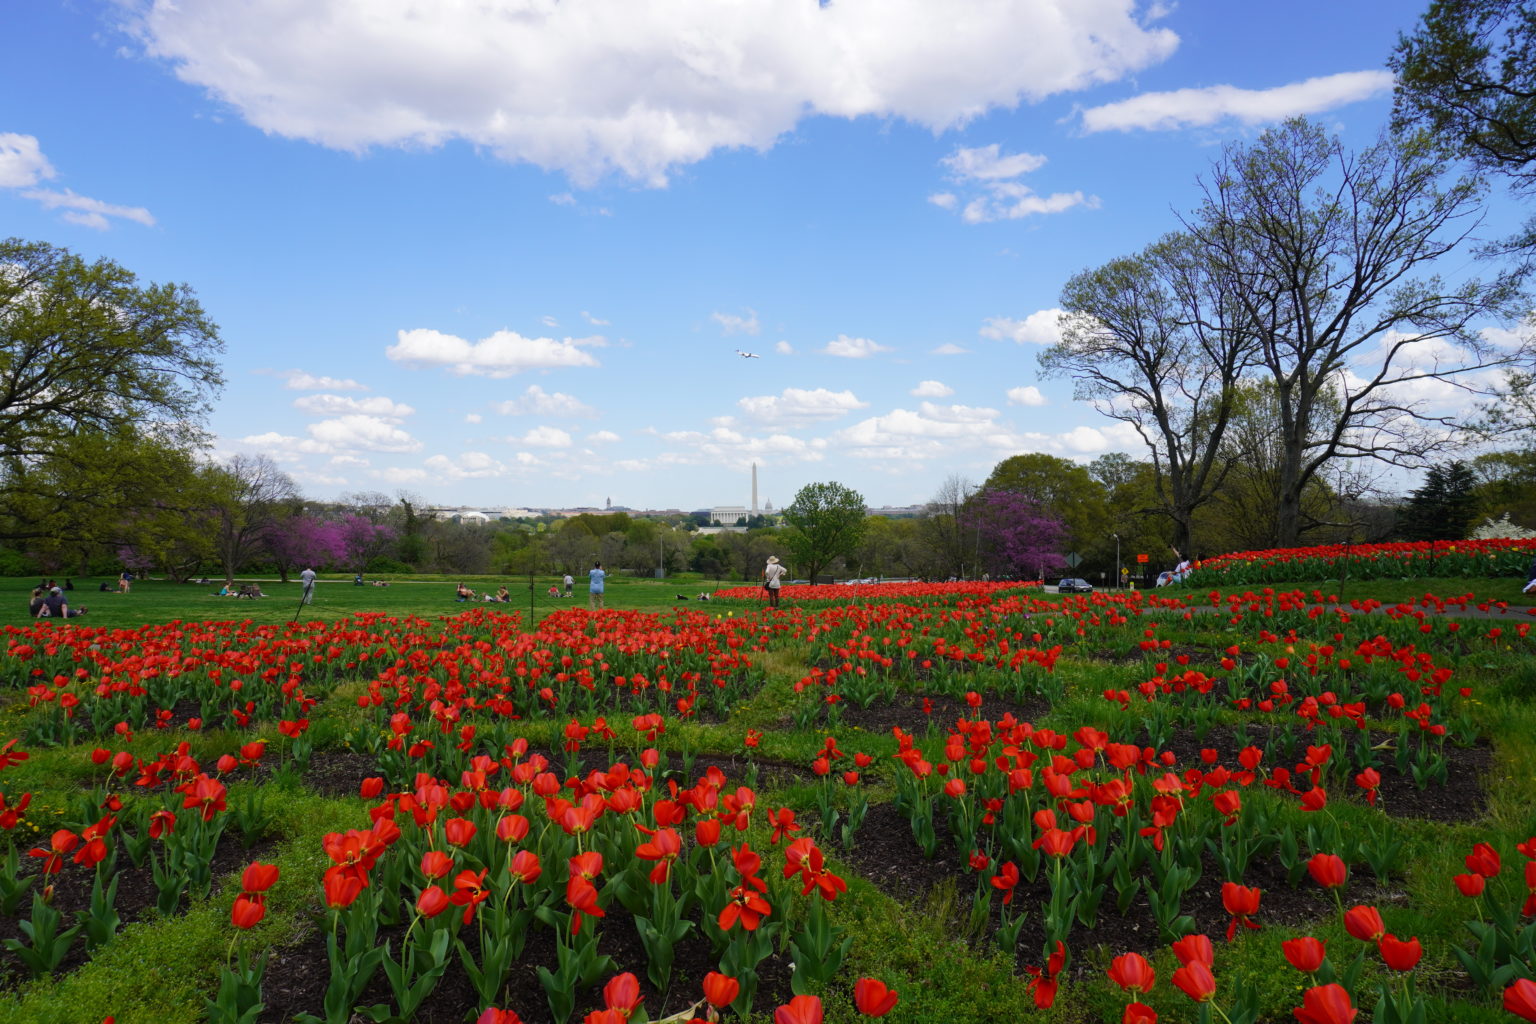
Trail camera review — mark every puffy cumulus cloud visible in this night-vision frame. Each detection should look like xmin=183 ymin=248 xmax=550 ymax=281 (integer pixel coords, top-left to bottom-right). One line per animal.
xmin=121 ymin=0 xmax=1179 ymax=185
xmin=931 ymin=342 xmax=969 ymax=355
xmin=712 ymin=309 xmax=760 ymax=336
xmin=981 ymin=310 xmax=1065 ymax=345
xmin=581 ymin=310 xmax=610 ymax=326
xmin=329 ymin=455 xmax=369 ymax=467
xmin=495 ymin=384 xmax=594 ymax=417
xmin=933 ymin=143 xmax=1096 ymax=224
xmin=373 ymin=466 xmax=429 ymax=484
xmin=308 ymin=415 xmax=423 ymax=452
xmin=1336 ymin=330 xmax=1506 ymax=412
xmin=0 ymin=133 xmax=55 ymax=187
xmin=1080 ymin=70 xmax=1394 ymax=133
xmin=239 ymin=431 xmax=332 ymax=455
xmin=293 ymin=393 xmax=415 ymax=420
xmin=639 ymin=425 xmax=828 ymax=471
xmin=1007 ymin=385 xmax=1047 ymax=406
xmin=424 ymin=451 xmax=506 ymax=479
xmin=911 ymin=380 xmax=954 ymax=398
xmin=387 ymin=328 xmax=601 ymax=377
xmin=465 ymin=412 xmax=482 ymax=423
xmin=1482 ymin=315 xmax=1534 ymax=351
xmin=284 ymin=371 xmax=367 ymax=391
xmin=823 ymin=334 xmax=890 ymax=359
xmin=738 ymin=387 xmax=868 ymax=426
xmin=941 ymin=143 xmax=1047 ymax=181
xmin=518 ymin=425 xmax=573 ymax=447
xmin=587 ymin=430 xmax=621 ymax=443
xmin=775 ymin=340 xmax=795 ymax=355
xmin=834 ymin=406 xmax=1014 ymax=461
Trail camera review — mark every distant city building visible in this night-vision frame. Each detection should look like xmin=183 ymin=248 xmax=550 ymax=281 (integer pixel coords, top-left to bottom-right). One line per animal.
xmin=710 ymin=505 xmax=751 ymax=526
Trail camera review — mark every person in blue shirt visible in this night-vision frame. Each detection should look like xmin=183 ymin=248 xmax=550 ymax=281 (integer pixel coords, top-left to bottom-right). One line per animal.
xmin=588 ymin=562 xmax=607 ymax=610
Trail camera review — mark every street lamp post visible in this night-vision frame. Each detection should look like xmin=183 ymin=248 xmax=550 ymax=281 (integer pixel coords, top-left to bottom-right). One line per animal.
xmin=1113 ymin=533 xmax=1120 ymax=591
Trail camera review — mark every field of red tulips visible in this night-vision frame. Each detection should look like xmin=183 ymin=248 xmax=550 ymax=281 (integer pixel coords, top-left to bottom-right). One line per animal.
xmin=1 ymin=569 xmax=1535 ymax=1023
xmin=1192 ymin=538 xmax=1536 ymax=587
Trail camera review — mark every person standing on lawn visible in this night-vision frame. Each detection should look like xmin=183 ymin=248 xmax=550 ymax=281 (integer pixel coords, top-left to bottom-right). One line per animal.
xmin=588 ymin=562 xmax=607 ymax=610
xmin=1525 ymin=554 xmax=1536 ymax=595
xmin=300 ymin=566 xmax=317 ymax=604
xmin=762 ymin=555 xmax=786 ymax=608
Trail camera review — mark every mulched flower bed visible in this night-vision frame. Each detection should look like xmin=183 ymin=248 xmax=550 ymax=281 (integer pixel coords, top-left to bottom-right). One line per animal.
xmin=0 ymin=834 xmax=274 ymax=990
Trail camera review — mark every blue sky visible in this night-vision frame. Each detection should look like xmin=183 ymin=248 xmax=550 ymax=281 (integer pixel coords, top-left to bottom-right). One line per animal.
xmin=2 ymin=0 xmax=1523 ymax=513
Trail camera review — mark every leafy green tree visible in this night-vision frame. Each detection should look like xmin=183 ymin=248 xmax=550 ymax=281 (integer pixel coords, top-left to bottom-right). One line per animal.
xmin=0 ymin=238 xmax=222 ymax=478
xmin=206 ymin=454 xmax=300 ymax=586
xmin=1391 ymin=0 xmax=1536 ymax=252
xmin=781 ymin=481 xmax=867 ymax=581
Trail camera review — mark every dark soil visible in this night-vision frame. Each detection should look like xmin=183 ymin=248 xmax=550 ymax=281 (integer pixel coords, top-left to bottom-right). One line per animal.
xmin=1137 ymin=723 xmax=1491 ymax=824
xmin=259 ymin=899 xmax=795 ymax=1024
xmin=819 ymin=691 xmax=1052 ymax=739
xmin=840 ymin=801 xmax=1399 ymax=967
xmin=0 ymin=833 xmax=274 ymax=991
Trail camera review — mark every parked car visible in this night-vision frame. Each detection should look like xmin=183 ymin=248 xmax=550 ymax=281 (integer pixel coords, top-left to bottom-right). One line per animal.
xmin=1056 ymin=578 xmax=1094 ymax=593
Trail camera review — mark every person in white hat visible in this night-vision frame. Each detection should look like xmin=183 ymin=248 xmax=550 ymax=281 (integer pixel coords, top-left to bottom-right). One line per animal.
xmin=762 ymin=555 xmax=786 ymax=607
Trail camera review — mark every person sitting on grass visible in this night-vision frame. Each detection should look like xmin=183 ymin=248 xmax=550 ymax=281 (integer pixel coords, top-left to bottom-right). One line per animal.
xmin=455 ymin=582 xmax=474 ymax=601
xmin=496 ymin=585 xmax=510 ymax=602
xmin=28 ymin=587 xmax=47 ymax=617
xmin=42 ymin=587 xmax=86 ymax=618
xmin=548 ymin=584 xmax=560 ymax=597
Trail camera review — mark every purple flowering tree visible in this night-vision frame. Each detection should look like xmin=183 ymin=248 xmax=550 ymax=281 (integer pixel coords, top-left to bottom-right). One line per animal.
xmin=338 ymin=514 xmax=398 ymax=573
xmin=265 ymin=516 xmax=346 ymax=582
xmin=960 ymin=489 xmax=1068 ymax=580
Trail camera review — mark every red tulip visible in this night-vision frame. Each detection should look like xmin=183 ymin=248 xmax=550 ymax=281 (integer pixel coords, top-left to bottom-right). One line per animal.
xmin=1171 ymin=961 xmax=1217 ymax=1003
xmin=1307 ymin=853 xmax=1347 ymax=889
xmin=1172 ymin=933 xmax=1215 ymax=967
xmin=1466 ymin=841 xmax=1501 ymax=878
xmin=1300 ymin=787 xmax=1328 ymax=812
xmin=853 ymin=977 xmax=899 ymax=1016
xmin=774 ymin=994 xmax=823 ymax=1024
xmin=1378 ymin=933 xmax=1421 ymax=972
xmin=509 ymin=850 xmax=541 ymax=884
xmin=1292 ymin=982 xmax=1357 ymax=1024
xmin=1454 ymin=872 xmax=1486 ymax=897
xmin=703 ymin=972 xmax=740 ymax=1008
xmin=1343 ymin=905 xmax=1385 ymax=942
xmin=602 ymin=973 xmax=642 ymax=1014
xmin=1282 ymin=936 xmax=1327 ymax=973
xmin=443 ymin=817 xmax=477 ymax=847
xmin=1123 ymin=1003 xmax=1157 ymax=1024
xmin=231 ymin=894 xmax=266 ymax=929
xmin=1107 ymin=952 xmax=1157 ymax=993
xmin=1506 ymin=978 xmax=1536 ymax=1022
xmin=323 ymin=870 xmax=364 ymax=909
xmin=420 ymin=850 xmax=454 ymax=879
xmin=417 ymin=885 xmax=449 ymax=918
xmin=1222 ymin=882 xmax=1262 ymax=940
xmin=476 ymin=1010 xmax=524 ymax=1024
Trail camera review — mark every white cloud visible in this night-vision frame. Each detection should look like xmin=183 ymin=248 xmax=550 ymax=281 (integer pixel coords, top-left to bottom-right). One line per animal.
xmin=942 ymin=143 xmax=1047 ymax=181
xmin=293 ymin=393 xmax=414 ymax=420
xmin=373 ymin=466 xmax=429 ymax=484
xmin=0 ymin=133 xmax=55 ymax=187
xmin=387 ymin=328 xmax=602 ymax=377
xmin=581 ymin=310 xmax=610 ymax=326
xmin=931 ymin=142 xmax=1096 ymax=225
xmin=775 ymin=340 xmax=795 ymax=355
xmin=122 ymin=0 xmax=1179 ymax=185
xmin=712 ymin=309 xmax=760 ymax=336
xmin=1481 ymin=315 xmax=1533 ymax=352
xmin=308 ymin=415 xmax=423 ymax=452
xmin=959 ymin=184 xmax=1097 ymax=224
xmin=549 ymin=192 xmax=577 ymax=206
xmin=911 ymin=380 xmax=954 ymax=397
xmin=823 ymin=334 xmax=890 ymax=359
xmin=18 ymin=188 xmax=155 ymax=230
xmin=495 ymin=384 xmax=595 ymax=417
xmin=981 ymin=310 xmax=1065 ymax=346
xmin=1007 ymin=385 xmax=1047 ymax=406
xmin=519 ymin=425 xmax=573 ymax=447
xmin=465 ymin=413 xmax=482 ymax=424
xmin=541 ymin=315 xmax=559 ymax=327
xmin=1080 ymin=70 xmax=1395 ymax=133
xmin=329 ymin=455 xmax=369 ymax=467
xmin=424 ymin=451 xmax=506 ymax=479
xmin=284 ymin=371 xmax=367 ymax=391
xmin=240 ymin=431 xmax=332 ymax=455
xmin=738 ymin=387 xmax=868 ymax=426
xmin=931 ymin=343 xmax=969 ymax=356
xmin=588 ymin=430 xmax=621 ymax=443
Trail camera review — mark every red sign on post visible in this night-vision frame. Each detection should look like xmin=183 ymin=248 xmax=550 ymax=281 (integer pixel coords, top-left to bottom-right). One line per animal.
xmin=1136 ymin=554 xmax=1149 ymax=564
